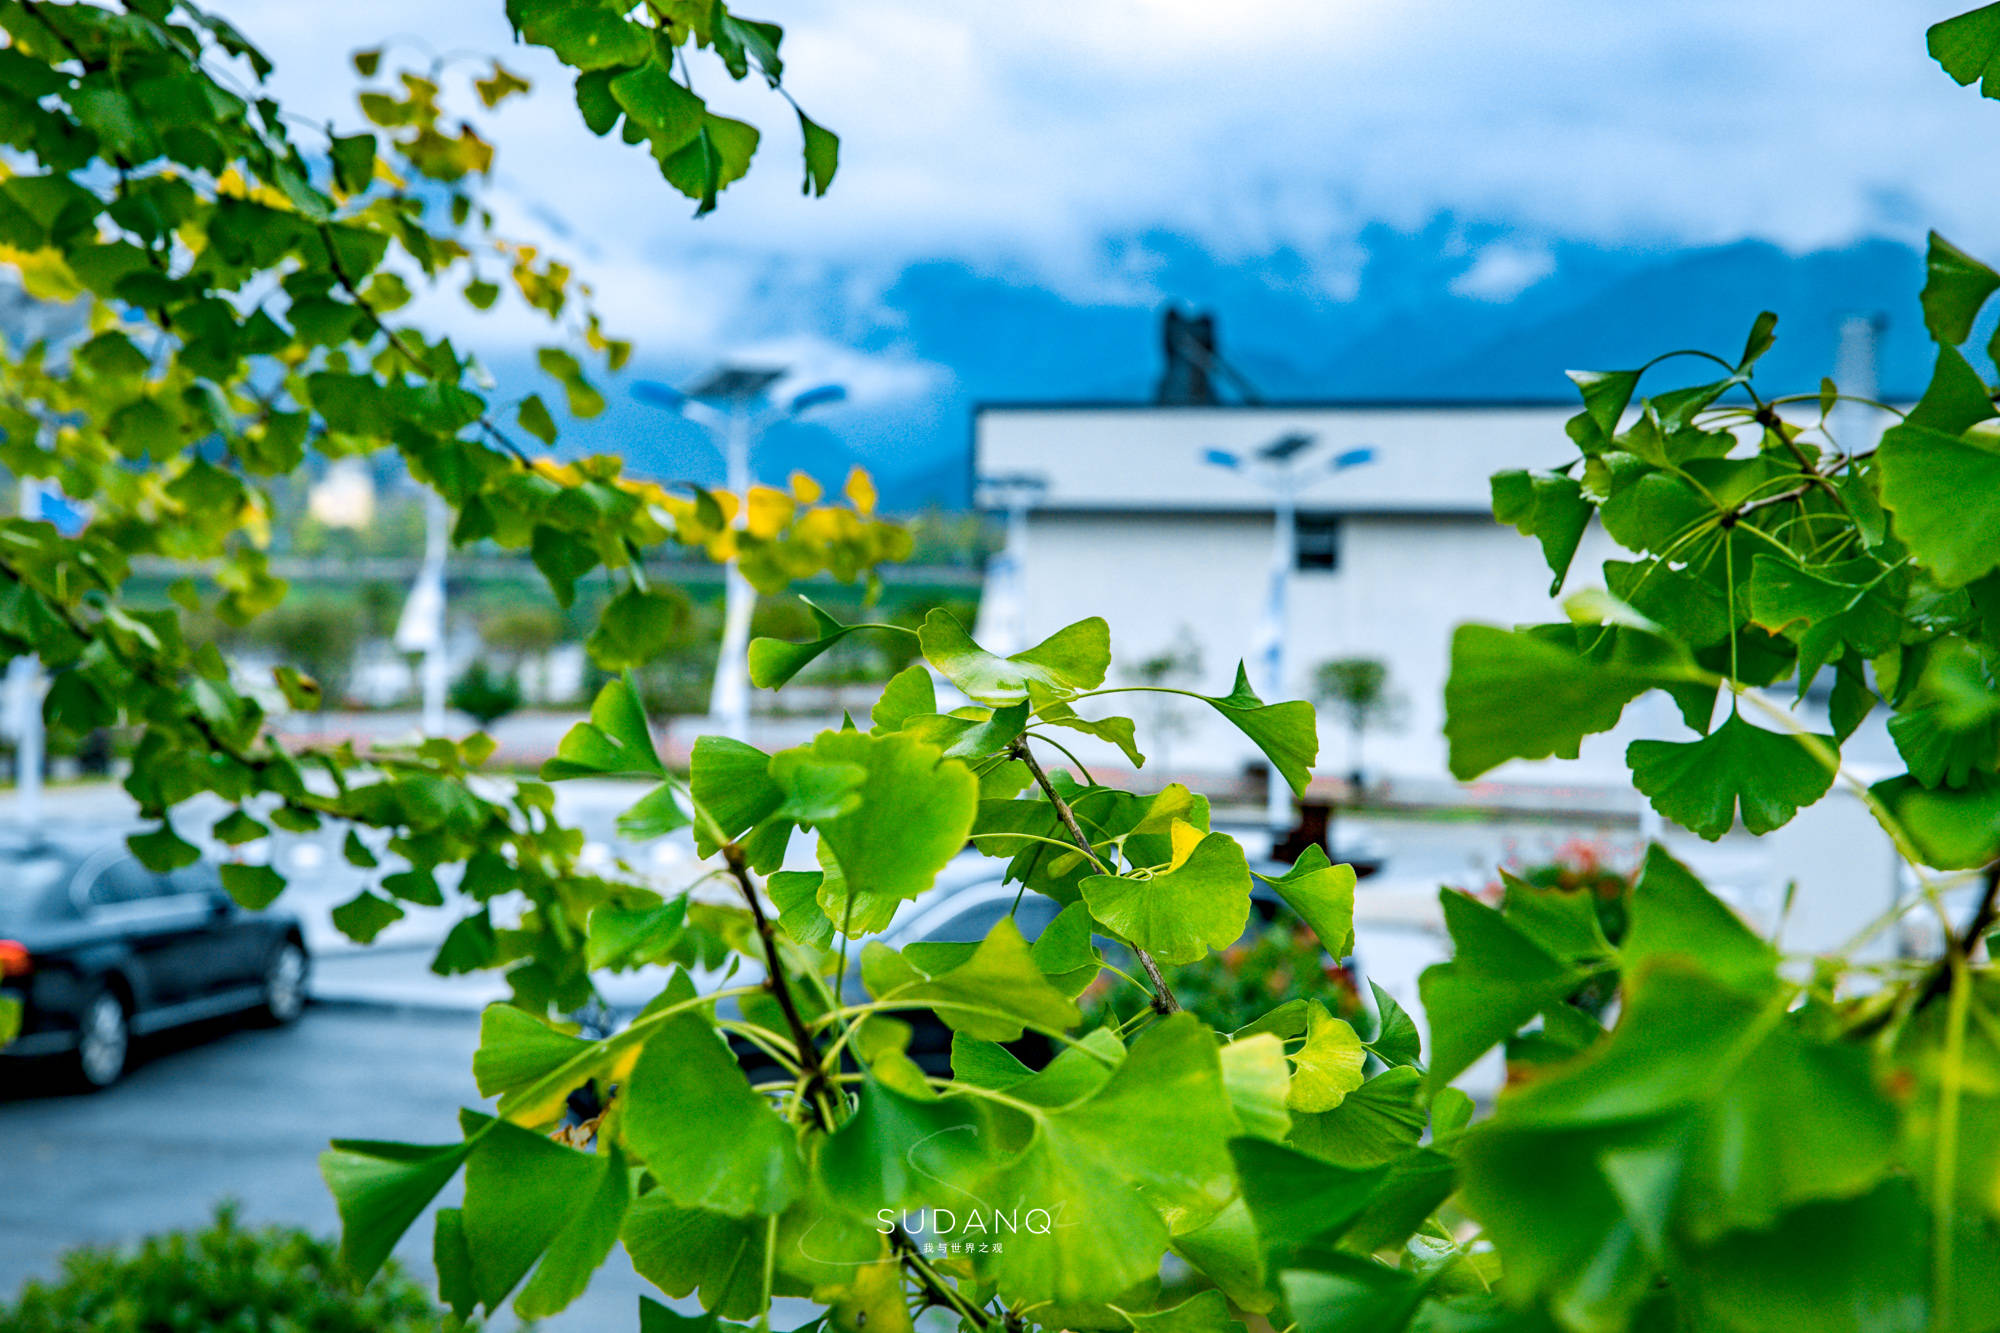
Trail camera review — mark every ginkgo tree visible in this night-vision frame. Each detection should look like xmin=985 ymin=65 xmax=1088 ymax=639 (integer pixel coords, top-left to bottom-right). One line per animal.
xmin=14 ymin=1 xmax=2000 ymax=1332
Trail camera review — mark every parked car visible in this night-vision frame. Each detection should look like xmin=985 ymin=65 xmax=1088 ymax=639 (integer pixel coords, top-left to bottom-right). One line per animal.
xmin=0 ymin=841 xmax=310 ymax=1090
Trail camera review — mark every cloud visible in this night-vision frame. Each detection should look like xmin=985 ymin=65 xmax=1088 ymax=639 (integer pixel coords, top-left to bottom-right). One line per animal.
xmin=229 ymin=0 xmax=1999 ymax=360
xmin=1450 ymin=242 xmax=1558 ymax=302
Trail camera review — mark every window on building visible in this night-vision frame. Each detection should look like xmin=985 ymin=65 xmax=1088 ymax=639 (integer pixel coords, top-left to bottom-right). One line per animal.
xmin=1296 ymin=514 xmax=1341 ymax=571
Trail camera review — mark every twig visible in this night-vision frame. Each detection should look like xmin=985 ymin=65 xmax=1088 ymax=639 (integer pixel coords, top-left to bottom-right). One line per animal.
xmin=1009 ymin=738 xmax=1180 ymax=1014
xmin=718 ymin=842 xmax=829 ymax=1115
xmin=1914 ymin=860 xmax=2000 ymax=1013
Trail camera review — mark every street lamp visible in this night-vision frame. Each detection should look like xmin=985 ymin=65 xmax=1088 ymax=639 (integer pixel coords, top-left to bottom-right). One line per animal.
xmin=394 ymin=489 xmax=451 ymax=735
xmin=1203 ymin=435 xmax=1377 ymax=831
xmin=632 ymin=366 xmax=847 ymax=741
xmin=973 ymin=472 xmax=1048 ymax=657
xmin=4 ymin=285 xmax=91 ymax=823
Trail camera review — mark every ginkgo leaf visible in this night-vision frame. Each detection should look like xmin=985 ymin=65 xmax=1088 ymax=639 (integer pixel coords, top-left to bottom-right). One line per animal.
xmin=1877 ymin=420 xmax=2000 ymax=588
xmin=1082 ymin=827 xmax=1252 ymax=965
xmin=881 ymin=918 xmax=1082 ymax=1041
xmin=1623 ymin=845 xmax=1778 ymax=997
xmin=778 ymin=729 xmax=979 ymax=915
xmin=1286 ymin=1067 xmax=1428 ymax=1168
xmin=1035 ymin=698 xmax=1146 ymax=767
xmin=1918 ymin=229 xmax=2000 ymax=341
xmin=1626 ymin=712 xmax=1836 ymax=840
xmin=1366 ymin=981 xmax=1421 ymax=1067
xmin=869 ymin=663 xmax=936 ymax=732
xmin=1220 ymin=1034 xmax=1293 ymax=1142
xmin=919 ymin=610 xmax=1111 ymax=704
xmin=1567 ymin=368 xmax=1640 ymax=445
xmin=1286 ymin=1001 xmax=1367 ymax=1112
xmin=748 ymin=598 xmax=900 ymax=689
xmin=539 ymin=675 xmax=663 ymax=780
xmin=1747 ymin=554 xmax=1906 ymax=687
xmin=1445 ymin=624 xmax=1678 ymax=779
xmin=620 ymin=1012 xmax=804 ymax=1217
xmin=1195 ymin=665 xmax=1319 ymax=795
xmin=461 ymin=1116 xmax=608 ymax=1311
xmin=1254 ymin=845 xmax=1356 ymax=956
xmin=1492 ymin=467 xmax=1591 ymax=594
xmin=320 ymin=1138 xmax=470 ymax=1283
xmin=1419 ymin=891 xmax=1592 ymax=1090
xmin=472 ymin=1004 xmax=599 ymax=1122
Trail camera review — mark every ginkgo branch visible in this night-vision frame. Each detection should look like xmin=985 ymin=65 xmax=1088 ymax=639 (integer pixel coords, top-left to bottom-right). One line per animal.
xmin=1010 ymin=737 xmax=1181 ymax=1014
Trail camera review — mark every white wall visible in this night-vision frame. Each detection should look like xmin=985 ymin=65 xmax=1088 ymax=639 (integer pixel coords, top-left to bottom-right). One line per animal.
xmin=1000 ymin=508 xmax=1630 ymax=787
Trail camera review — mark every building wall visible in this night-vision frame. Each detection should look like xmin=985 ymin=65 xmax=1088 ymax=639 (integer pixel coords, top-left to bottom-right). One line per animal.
xmin=999 ymin=507 xmax=1631 ymax=787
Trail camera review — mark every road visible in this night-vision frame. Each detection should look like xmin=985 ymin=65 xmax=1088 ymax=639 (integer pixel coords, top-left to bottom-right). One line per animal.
xmin=0 ymin=1005 xmax=657 ymax=1331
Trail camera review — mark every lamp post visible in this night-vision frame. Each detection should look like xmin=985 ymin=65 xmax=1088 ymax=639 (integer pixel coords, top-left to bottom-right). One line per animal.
xmin=393 ymin=489 xmax=451 ymax=735
xmin=1203 ymin=436 xmax=1376 ymax=832
xmin=633 ymin=368 xmax=846 ymax=741
xmin=4 ymin=285 xmax=89 ymax=821
xmin=973 ymin=472 xmax=1048 ymax=657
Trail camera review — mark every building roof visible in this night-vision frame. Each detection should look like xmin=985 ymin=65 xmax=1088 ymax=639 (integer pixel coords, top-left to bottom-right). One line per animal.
xmin=973 ymin=401 xmax=1577 ymax=515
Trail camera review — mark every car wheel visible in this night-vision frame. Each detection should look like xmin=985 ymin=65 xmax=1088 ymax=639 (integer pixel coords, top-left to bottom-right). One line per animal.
xmin=71 ymin=989 xmax=129 ymax=1091
xmin=257 ymin=941 xmax=308 ymax=1026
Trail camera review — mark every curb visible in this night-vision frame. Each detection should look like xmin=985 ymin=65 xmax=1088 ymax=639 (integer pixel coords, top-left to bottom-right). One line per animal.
xmin=305 ymin=992 xmax=492 ymax=1018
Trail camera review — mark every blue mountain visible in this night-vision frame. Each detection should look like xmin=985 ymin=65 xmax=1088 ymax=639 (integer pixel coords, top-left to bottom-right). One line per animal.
xmin=534 ymin=224 xmax=1941 ymax=511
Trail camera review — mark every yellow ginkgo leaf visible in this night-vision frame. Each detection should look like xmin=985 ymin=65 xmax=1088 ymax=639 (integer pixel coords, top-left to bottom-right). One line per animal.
xmin=844 ymin=466 xmax=877 ymax=515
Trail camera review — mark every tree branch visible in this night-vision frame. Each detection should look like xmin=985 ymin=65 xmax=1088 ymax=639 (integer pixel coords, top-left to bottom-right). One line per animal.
xmin=1010 ymin=738 xmax=1180 ymax=1014
xmin=1915 ymin=859 xmax=2000 ymax=1012
xmin=719 ymin=841 xmax=830 ymax=1114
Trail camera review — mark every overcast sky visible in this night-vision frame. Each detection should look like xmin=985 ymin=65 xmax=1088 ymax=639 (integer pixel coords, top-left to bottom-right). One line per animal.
xmin=233 ymin=0 xmax=1994 ymax=394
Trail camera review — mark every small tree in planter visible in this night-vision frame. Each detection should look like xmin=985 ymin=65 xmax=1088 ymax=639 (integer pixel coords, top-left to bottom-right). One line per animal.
xmin=449 ymin=660 xmax=524 ymax=729
xmin=1312 ymin=655 xmax=1400 ymax=788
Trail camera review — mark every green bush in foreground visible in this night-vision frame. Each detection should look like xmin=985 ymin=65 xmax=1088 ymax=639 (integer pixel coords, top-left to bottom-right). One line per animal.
xmin=0 ymin=1205 xmax=472 ymax=1333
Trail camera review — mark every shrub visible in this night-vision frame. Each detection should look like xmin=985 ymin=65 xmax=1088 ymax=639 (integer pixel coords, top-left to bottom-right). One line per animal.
xmin=0 ymin=1204 xmax=476 ymax=1333
xmin=1084 ymin=917 xmax=1365 ymax=1035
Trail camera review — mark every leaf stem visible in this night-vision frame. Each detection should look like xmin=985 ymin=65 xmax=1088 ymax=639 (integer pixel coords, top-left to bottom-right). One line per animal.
xmin=1934 ymin=949 xmax=1971 ymax=1327
xmin=1010 ymin=739 xmax=1180 ymax=1014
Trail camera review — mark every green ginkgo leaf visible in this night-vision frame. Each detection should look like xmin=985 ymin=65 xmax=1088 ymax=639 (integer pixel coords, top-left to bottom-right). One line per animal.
xmin=460 ymin=1116 xmax=609 ymax=1311
xmin=1419 ymin=892 xmax=1592 ymax=1090
xmin=1445 ymin=624 xmax=1685 ymax=779
xmin=540 ymin=676 xmax=663 ymax=780
xmin=1254 ymin=845 xmax=1356 ymax=956
xmin=749 ymin=598 xmax=903 ymax=689
xmin=1082 ymin=826 xmax=1251 ymax=965
xmin=919 ymin=610 xmax=1110 ymax=704
xmin=1492 ymin=467 xmax=1591 ymax=594
xmin=1286 ymin=1002 xmax=1366 ymax=1113
xmin=779 ymin=729 xmax=979 ymax=912
xmin=884 ymin=918 xmax=1082 ymax=1041
xmin=320 ymin=1138 xmax=470 ymax=1283
xmin=1626 ymin=712 xmax=1836 ymax=840
xmin=1918 ymin=229 xmax=2000 ymax=341
xmin=1878 ymin=421 xmax=2000 ymax=588
xmin=621 ymin=1011 xmax=804 ymax=1217
xmin=1194 ymin=665 xmax=1319 ymax=795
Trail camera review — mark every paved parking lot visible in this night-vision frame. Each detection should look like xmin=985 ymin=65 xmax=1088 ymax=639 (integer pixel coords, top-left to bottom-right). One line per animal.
xmin=0 ymin=1005 xmax=655 ymax=1330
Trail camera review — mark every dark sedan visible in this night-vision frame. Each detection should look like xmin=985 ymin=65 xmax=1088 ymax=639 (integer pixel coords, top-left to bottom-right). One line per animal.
xmin=0 ymin=843 xmax=309 ymax=1090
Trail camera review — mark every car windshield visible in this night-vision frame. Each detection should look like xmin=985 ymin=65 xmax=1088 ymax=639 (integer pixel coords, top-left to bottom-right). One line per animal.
xmin=0 ymin=857 xmax=73 ymax=924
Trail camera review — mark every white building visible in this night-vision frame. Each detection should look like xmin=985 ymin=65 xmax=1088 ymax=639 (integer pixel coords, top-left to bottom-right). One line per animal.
xmin=972 ymin=399 xmax=1631 ymax=792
